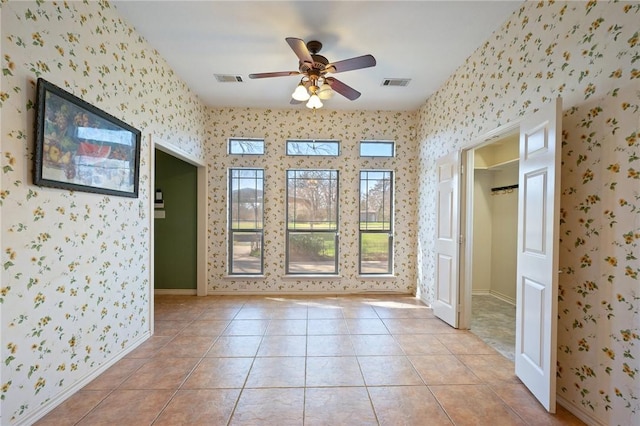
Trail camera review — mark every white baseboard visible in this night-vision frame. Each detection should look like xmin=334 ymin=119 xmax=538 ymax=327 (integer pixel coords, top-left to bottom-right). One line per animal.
xmin=18 ymin=330 xmax=152 ymax=426
xmin=472 ymin=289 xmax=516 ymax=305
xmin=417 ymin=294 xmax=432 ymax=308
xmin=205 ymin=290 xmax=413 ymax=296
xmin=154 ymin=288 xmax=197 ymax=295
xmin=556 ymin=394 xmax=604 ymax=426
xmin=488 ymin=290 xmax=515 ymax=305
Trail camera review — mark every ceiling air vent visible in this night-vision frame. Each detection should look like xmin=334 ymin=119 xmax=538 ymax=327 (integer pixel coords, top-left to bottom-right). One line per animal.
xmin=381 ymin=78 xmax=411 ymax=87
xmin=214 ymin=74 xmax=244 ymax=83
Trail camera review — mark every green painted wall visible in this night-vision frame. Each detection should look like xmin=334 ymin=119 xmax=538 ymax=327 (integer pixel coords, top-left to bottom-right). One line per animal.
xmin=154 ymin=150 xmax=197 ymax=289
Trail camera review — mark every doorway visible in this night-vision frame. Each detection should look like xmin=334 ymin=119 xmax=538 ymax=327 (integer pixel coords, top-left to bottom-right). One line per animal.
xmin=437 ymin=97 xmax=562 ymax=412
xmin=149 ymin=134 xmax=208 ymax=319
xmin=154 ymin=149 xmax=198 ymax=292
xmin=464 ymin=132 xmax=519 ymax=360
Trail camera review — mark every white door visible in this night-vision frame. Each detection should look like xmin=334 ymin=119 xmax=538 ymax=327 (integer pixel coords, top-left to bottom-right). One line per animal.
xmin=433 ymin=151 xmax=460 ymax=327
xmin=515 ymin=97 xmax=562 ymax=412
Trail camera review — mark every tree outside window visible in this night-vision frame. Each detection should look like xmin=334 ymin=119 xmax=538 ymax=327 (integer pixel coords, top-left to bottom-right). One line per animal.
xmin=286 ymin=169 xmax=338 ymax=274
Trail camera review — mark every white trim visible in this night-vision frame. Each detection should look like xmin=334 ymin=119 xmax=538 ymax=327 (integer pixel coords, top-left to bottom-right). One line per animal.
xmin=418 ymin=293 xmax=430 ymax=307
xmin=471 ymin=290 xmax=516 ymax=305
xmin=556 ymin=394 xmax=604 ymax=426
xmin=150 ymin=136 xmax=208 ymax=300
xmin=204 ymin=290 xmax=413 ymax=296
xmin=18 ymin=331 xmax=151 ymax=426
xmin=461 ymin=120 xmax=522 ymax=151
xmin=460 ymin=147 xmax=474 ymax=330
xmin=489 ymin=290 xmax=516 ymax=305
xmin=148 ymin=134 xmax=156 ymax=335
xmin=459 ymin=121 xmax=521 ymax=330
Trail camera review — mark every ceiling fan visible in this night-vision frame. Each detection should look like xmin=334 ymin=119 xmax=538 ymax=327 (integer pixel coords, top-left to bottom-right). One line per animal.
xmin=249 ymin=37 xmax=376 ymax=109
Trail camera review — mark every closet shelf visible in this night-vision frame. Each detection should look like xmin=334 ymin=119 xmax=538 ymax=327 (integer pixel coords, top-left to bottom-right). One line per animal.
xmin=475 ymin=157 xmax=518 ymax=170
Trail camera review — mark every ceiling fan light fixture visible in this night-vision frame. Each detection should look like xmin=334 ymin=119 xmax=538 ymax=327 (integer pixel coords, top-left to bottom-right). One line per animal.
xmin=292 ymin=82 xmax=310 ymax=101
xmin=251 ymin=37 xmax=376 ymax=108
xmin=317 ymin=82 xmax=333 ymax=100
xmin=306 ymin=93 xmax=323 ymax=109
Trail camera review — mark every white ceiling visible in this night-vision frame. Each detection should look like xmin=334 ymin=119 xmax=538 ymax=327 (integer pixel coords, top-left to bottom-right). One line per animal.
xmin=112 ymin=1 xmax=522 ymax=111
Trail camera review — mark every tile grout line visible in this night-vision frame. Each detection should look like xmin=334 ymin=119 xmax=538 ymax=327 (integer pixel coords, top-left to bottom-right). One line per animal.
xmin=39 ymin=295 xmax=573 ymax=425
xmin=151 ymin=308 xmax=221 ymax=425
xmin=153 ymin=301 xmax=245 ymax=425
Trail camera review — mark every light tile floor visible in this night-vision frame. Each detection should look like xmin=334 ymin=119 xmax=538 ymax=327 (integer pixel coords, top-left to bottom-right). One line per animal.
xmin=471 ymin=294 xmax=517 ymax=360
xmin=37 ymin=294 xmax=584 ymax=425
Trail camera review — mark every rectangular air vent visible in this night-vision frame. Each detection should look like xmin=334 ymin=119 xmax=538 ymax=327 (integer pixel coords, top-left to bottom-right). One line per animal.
xmin=381 ymin=78 xmax=411 ymax=87
xmin=214 ymin=74 xmax=243 ymax=83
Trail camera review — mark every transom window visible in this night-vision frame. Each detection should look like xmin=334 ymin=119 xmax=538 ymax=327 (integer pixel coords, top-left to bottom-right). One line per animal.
xmin=286 ymin=169 xmax=339 ymax=274
xmin=360 ymin=140 xmax=395 ymax=157
xmin=286 ymin=139 xmax=340 ymax=156
xmin=228 ymin=169 xmax=264 ymax=274
xmin=359 ymin=170 xmax=393 ymax=274
xmin=228 ymin=138 xmax=265 ymax=155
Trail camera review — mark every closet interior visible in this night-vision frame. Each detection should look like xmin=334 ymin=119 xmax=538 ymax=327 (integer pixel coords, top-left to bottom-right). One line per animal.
xmin=469 ymin=133 xmax=519 ymax=360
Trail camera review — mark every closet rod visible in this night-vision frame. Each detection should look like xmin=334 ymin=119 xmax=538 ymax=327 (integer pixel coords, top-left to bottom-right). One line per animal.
xmin=491 ymin=184 xmax=519 ymax=193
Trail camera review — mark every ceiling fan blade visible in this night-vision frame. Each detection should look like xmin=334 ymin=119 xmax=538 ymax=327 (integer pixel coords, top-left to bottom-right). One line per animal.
xmin=286 ymin=37 xmax=314 ymax=65
xmin=290 ymin=98 xmax=303 ymax=105
xmin=326 ymin=77 xmax=361 ymax=101
xmin=326 ymin=54 xmax=376 ymax=73
xmin=249 ymin=71 xmax=300 ymax=79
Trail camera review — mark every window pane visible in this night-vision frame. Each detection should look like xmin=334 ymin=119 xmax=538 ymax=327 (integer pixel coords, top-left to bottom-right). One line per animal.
xmin=287 ymin=170 xmax=338 ymax=230
xmin=229 ymin=168 xmax=263 ymax=275
xmin=286 ymin=169 xmax=339 ymax=275
xmin=230 ymin=169 xmax=264 ymax=230
xmin=359 ymin=171 xmax=392 ymax=230
xmin=360 ymin=140 xmax=395 ymax=157
xmin=287 ymin=232 xmax=336 ymax=274
xmin=229 ymin=138 xmax=265 ymax=155
xmin=360 ymin=232 xmax=391 ymax=274
xmin=230 ymin=231 xmax=262 ymax=274
xmin=360 ymin=170 xmax=393 ymax=275
xmin=286 ymin=140 xmax=340 ymax=156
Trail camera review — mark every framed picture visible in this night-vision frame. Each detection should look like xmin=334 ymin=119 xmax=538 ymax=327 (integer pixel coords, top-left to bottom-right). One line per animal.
xmin=34 ymin=78 xmax=141 ymax=198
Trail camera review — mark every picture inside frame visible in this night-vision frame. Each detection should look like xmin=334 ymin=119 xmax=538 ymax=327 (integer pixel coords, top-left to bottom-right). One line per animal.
xmin=34 ymin=78 xmax=141 ymax=198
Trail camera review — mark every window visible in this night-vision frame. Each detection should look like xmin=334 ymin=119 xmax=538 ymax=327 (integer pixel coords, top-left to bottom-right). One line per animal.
xmin=286 ymin=139 xmax=340 ymax=156
xmin=360 ymin=140 xmax=395 ymax=157
xmin=286 ymin=170 xmax=339 ymax=274
xmin=228 ymin=138 xmax=265 ymax=155
xmin=228 ymin=169 xmax=264 ymax=274
xmin=359 ymin=171 xmax=393 ymax=274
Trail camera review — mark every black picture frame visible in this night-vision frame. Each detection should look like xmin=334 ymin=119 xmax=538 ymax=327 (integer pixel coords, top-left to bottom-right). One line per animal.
xmin=34 ymin=78 xmax=141 ymax=198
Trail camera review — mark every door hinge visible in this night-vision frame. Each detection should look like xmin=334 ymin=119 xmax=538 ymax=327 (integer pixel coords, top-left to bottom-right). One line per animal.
xmin=459 ymin=235 xmax=465 ymax=244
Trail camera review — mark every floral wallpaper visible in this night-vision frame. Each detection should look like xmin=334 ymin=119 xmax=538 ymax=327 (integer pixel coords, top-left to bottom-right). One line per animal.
xmin=205 ymin=108 xmax=418 ymax=293
xmin=1 ymin=1 xmax=208 ymax=423
xmin=2 ymin=0 xmax=638 ymax=425
xmin=416 ymin=1 xmax=639 ymax=425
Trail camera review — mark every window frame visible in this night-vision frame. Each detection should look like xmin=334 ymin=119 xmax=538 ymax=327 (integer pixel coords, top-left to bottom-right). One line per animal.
xmin=286 ymin=139 xmax=341 ymax=157
xmin=285 ymin=169 xmax=340 ymax=275
xmin=228 ymin=138 xmax=265 ymax=155
xmin=228 ymin=168 xmax=264 ymax=275
xmin=359 ymin=140 xmax=395 ymax=158
xmin=359 ymin=170 xmax=394 ymax=275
